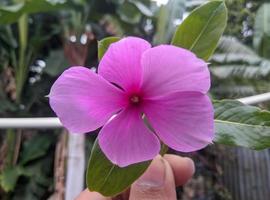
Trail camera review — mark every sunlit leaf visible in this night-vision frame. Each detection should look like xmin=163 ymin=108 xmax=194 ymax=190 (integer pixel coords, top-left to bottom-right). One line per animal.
xmin=98 ymin=37 xmax=120 ymax=61
xmin=171 ymin=0 xmax=227 ymax=60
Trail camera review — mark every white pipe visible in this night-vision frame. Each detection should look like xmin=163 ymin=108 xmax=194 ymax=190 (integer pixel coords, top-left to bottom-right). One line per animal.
xmin=0 ymin=92 xmax=270 ymax=129
xmin=0 ymin=117 xmax=62 ymax=129
xmin=65 ymin=134 xmax=85 ymax=200
xmin=238 ymin=92 xmax=270 ymax=105
xmin=0 ymin=117 xmax=85 ymax=199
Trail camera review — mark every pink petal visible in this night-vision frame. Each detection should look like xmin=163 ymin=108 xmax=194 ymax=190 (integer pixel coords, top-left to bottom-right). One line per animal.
xmin=143 ymin=92 xmax=214 ymax=152
xmin=49 ymin=66 xmax=125 ymax=133
xmin=98 ymin=37 xmax=151 ymax=92
xmin=141 ymin=45 xmax=210 ymax=97
xmin=98 ymin=107 xmax=160 ymax=167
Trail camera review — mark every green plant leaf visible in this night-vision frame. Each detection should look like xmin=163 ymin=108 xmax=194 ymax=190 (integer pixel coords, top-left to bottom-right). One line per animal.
xmin=131 ymin=1 xmax=153 ymax=17
xmin=0 ymin=3 xmax=24 ymax=24
xmin=86 ymin=140 xmax=151 ymax=197
xmin=19 ymin=135 xmax=53 ymax=165
xmin=253 ymin=3 xmax=270 ymax=58
xmin=210 ymin=64 xmax=270 ymax=79
xmin=44 ymin=50 xmax=69 ymax=76
xmin=98 ymin=37 xmax=120 ymax=61
xmin=153 ymin=0 xmax=186 ymax=44
xmin=0 ymin=166 xmax=23 ymax=192
xmin=22 ymin=0 xmax=67 ymax=14
xmin=117 ymin=1 xmax=142 ymax=24
xmin=171 ymin=0 xmax=228 ymax=60
xmin=0 ymin=0 xmax=67 ymax=24
xmin=214 ymin=100 xmax=270 ymax=150
xmin=217 ymin=36 xmax=256 ymax=56
xmin=256 ymin=35 xmax=270 ymax=59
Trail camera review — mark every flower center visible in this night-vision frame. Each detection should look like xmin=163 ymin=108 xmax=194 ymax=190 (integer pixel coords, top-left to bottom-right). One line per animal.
xmin=130 ymin=95 xmax=140 ymax=105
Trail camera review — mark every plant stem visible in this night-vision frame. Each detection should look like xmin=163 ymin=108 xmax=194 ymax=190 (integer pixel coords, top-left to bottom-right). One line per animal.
xmin=159 ymin=143 xmax=168 ymax=156
xmin=6 ymin=130 xmax=16 ymax=167
xmin=16 ymin=14 xmax=28 ymax=103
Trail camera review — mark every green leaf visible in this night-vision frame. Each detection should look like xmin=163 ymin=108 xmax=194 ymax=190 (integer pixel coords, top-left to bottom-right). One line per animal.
xmin=0 ymin=166 xmax=23 ymax=192
xmin=22 ymin=0 xmax=67 ymax=14
xmin=210 ymin=64 xmax=270 ymax=79
xmin=44 ymin=50 xmax=69 ymax=76
xmin=86 ymin=140 xmax=151 ymax=197
xmin=211 ymin=36 xmax=270 ymax=80
xmin=19 ymin=135 xmax=53 ymax=165
xmin=0 ymin=0 xmax=67 ymax=24
xmin=0 ymin=3 xmax=24 ymax=24
xmin=12 ymin=144 xmax=54 ymax=199
xmin=117 ymin=1 xmax=142 ymax=24
xmin=153 ymin=0 xmax=186 ymax=44
xmin=98 ymin=37 xmax=120 ymax=61
xmin=256 ymin=35 xmax=270 ymax=59
xmin=253 ymin=3 xmax=270 ymax=57
xmin=214 ymin=100 xmax=270 ymax=150
xmin=171 ymin=0 xmax=228 ymax=60
xmin=217 ymin=36 xmax=256 ymax=56
xmin=131 ymin=1 xmax=153 ymax=17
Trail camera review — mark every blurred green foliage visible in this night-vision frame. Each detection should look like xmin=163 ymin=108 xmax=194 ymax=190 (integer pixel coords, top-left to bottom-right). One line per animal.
xmin=1 ymin=0 xmax=270 ymax=199
xmin=211 ymin=1 xmax=270 ymax=99
xmin=0 ymin=131 xmax=55 ymax=200
xmin=253 ymin=3 xmax=270 ymax=59
xmin=224 ymin=0 xmax=260 ymax=45
xmin=172 ymin=0 xmax=227 ymax=61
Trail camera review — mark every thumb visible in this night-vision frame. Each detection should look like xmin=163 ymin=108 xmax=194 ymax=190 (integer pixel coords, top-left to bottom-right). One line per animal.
xmin=129 ymin=155 xmax=176 ymax=200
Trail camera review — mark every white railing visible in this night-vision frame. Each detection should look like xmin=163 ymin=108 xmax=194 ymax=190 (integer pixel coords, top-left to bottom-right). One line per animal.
xmin=0 ymin=117 xmax=84 ymax=200
xmin=238 ymin=92 xmax=270 ymax=105
xmin=0 ymin=92 xmax=270 ymax=200
xmin=0 ymin=117 xmax=62 ymax=129
xmin=1 ymin=92 xmax=270 ymax=129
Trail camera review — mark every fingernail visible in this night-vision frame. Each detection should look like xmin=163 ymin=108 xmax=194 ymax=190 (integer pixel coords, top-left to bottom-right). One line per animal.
xmin=136 ymin=156 xmax=166 ymax=188
xmin=185 ymin=157 xmax=195 ymax=175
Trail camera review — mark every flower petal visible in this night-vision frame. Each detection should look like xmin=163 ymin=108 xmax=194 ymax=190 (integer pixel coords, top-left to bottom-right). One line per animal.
xmin=141 ymin=45 xmax=210 ymax=97
xmin=98 ymin=107 xmax=160 ymax=167
xmin=49 ymin=66 xmax=125 ymax=133
xmin=143 ymin=92 xmax=214 ymax=152
xmin=98 ymin=37 xmax=151 ymax=91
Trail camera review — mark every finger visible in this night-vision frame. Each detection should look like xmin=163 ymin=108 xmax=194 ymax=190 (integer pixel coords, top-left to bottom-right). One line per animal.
xmin=164 ymin=154 xmax=195 ymax=186
xmin=75 ymin=189 xmax=111 ymax=200
xmin=129 ymin=155 xmax=177 ymax=200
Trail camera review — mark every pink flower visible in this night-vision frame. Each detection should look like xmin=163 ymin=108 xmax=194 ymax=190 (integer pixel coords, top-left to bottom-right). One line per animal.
xmin=49 ymin=37 xmax=214 ymax=167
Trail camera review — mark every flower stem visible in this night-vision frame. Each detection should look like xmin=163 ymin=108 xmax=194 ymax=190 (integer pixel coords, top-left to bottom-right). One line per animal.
xmin=159 ymin=143 xmax=168 ymax=156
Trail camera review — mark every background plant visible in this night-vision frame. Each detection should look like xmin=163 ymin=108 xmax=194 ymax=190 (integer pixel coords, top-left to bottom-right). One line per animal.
xmin=1 ymin=0 xmax=270 ymax=199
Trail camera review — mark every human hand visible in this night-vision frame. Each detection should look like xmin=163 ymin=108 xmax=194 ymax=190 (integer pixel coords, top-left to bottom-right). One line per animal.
xmin=76 ymin=154 xmax=195 ymax=200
